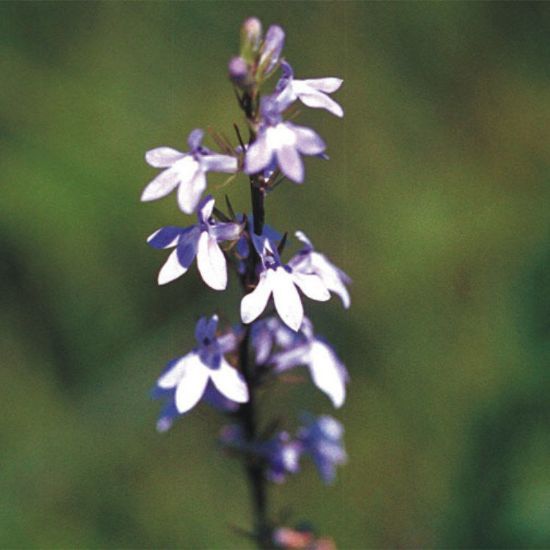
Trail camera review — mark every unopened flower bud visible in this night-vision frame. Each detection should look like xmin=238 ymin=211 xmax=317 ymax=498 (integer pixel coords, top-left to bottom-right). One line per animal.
xmin=240 ymin=17 xmax=262 ymax=62
xmin=259 ymin=25 xmax=285 ymax=78
xmin=228 ymin=56 xmax=253 ymax=89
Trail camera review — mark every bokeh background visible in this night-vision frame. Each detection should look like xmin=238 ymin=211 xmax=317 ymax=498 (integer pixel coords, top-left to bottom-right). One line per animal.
xmin=1 ymin=2 xmax=549 ymax=548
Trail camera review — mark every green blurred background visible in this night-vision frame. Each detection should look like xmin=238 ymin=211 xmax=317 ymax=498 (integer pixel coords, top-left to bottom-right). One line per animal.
xmin=1 ymin=2 xmax=549 ymax=548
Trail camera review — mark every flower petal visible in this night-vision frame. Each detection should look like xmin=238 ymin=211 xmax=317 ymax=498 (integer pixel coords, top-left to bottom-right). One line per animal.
xmin=271 ymin=268 xmax=303 ymax=331
xmin=158 ymin=248 xmax=189 ymax=285
xmin=145 ymin=147 xmax=186 ymax=168
xmin=196 ymin=231 xmax=227 ymax=290
xmin=202 ymin=154 xmax=238 ymax=173
xmin=291 ymin=125 xmax=327 ymax=155
xmin=241 ymin=271 xmax=273 ymax=324
xmin=210 ymin=221 xmax=242 ymax=242
xmin=187 ymin=128 xmax=204 ymax=150
xmin=276 ymin=145 xmax=304 ymax=183
xmin=245 ymin=134 xmax=273 ymax=175
xmin=157 ymin=352 xmax=196 ymax=389
xmin=307 ymin=341 xmax=347 ymax=408
xmin=147 ymin=226 xmax=185 ymax=249
xmin=176 ymin=226 xmax=200 ymax=269
xmin=178 ymin=166 xmax=206 ymax=214
xmin=174 ymin=356 xmax=210 ymax=414
xmin=300 ymin=77 xmax=343 ymax=94
xmin=141 ymin=167 xmax=180 ymax=202
xmin=311 ymin=253 xmax=351 ymax=308
xmin=292 ymin=272 xmax=330 ymax=302
xmin=299 ymin=91 xmax=344 ymax=118
xmin=210 ymin=358 xmax=249 ymax=403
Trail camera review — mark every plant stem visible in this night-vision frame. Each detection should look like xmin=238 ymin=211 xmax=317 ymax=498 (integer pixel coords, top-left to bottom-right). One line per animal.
xmin=237 ymin=89 xmax=270 ymax=548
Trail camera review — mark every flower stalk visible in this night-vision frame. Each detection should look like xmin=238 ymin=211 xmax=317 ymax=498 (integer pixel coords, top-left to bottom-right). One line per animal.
xmin=142 ymin=17 xmax=349 ymax=549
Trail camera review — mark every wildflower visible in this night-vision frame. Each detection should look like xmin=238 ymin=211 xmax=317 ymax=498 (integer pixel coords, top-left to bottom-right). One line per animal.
xmin=275 ymin=61 xmax=344 ymax=118
xmin=147 ymin=195 xmax=241 ymax=289
xmin=271 ymin=318 xmax=348 ymax=408
xmin=220 ymin=425 xmax=301 ymax=483
xmin=244 ymin=96 xmax=325 ymax=183
xmin=142 ymin=129 xmax=237 ymax=214
xmin=153 ymin=316 xmax=249 ymax=419
xmin=288 ymin=231 xmax=351 ymax=308
xmin=241 ymin=236 xmax=330 ymax=331
xmin=298 ymin=415 xmax=347 ymax=484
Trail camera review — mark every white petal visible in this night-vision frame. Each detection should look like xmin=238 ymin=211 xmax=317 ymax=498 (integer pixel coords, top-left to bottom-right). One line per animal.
xmin=291 ymin=125 xmax=326 ymax=155
xmin=178 ymin=167 xmax=206 ymax=214
xmin=202 ymin=154 xmax=238 ymax=173
xmin=299 ymin=78 xmax=343 ymax=94
xmin=311 ymin=253 xmax=350 ymax=308
xmin=158 ymin=248 xmax=189 ymax=285
xmin=292 ymin=272 xmax=330 ymax=302
xmin=299 ymin=91 xmax=344 ymax=118
xmin=196 ymin=231 xmax=227 ymax=290
xmin=271 ymin=268 xmax=303 ymax=332
xmin=245 ymin=134 xmax=273 ymax=174
xmin=157 ymin=352 xmax=197 ymax=389
xmin=241 ymin=271 xmax=273 ymax=324
xmin=145 ymin=147 xmax=186 ymax=168
xmin=174 ymin=357 xmax=210 ymax=414
xmin=307 ymin=341 xmax=346 ymax=408
xmin=141 ymin=168 xmax=180 ymax=202
xmin=276 ymin=145 xmax=303 ymax=183
xmin=268 ymin=124 xmax=297 ymax=148
xmin=210 ymin=359 xmax=249 ymax=403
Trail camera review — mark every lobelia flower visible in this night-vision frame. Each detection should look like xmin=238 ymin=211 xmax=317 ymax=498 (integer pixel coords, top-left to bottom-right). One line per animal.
xmin=244 ymin=96 xmax=326 ymax=183
xmin=275 ymin=61 xmax=344 ymax=118
xmin=297 ymin=414 xmax=347 ymax=484
xmin=142 ymin=129 xmax=238 ymax=214
xmin=271 ymin=317 xmax=348 ymax=408
xmin=241 ymin=235 xmax=330 ymax=332
xmin=153 ymin=315 xmax=249 ymax=421
xmin=288 ymin=231 xmax=351 ymax=309
xmin=220 ymin=425 xmax=301 ymax=483
xmin=147 ymin=195 xmax=241 ymax=289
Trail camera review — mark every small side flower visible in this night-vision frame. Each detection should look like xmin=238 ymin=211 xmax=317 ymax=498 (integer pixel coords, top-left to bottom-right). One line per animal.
xmin=147 ymin=195 xmax=241 ymax=289
xmin=152 ymin=315 xmax=249 ymax=429
xmin=142 ymin=129 xmax=238 ymax=214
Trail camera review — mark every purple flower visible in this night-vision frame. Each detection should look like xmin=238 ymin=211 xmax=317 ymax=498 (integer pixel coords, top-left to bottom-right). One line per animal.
xmin=241 ymin=235 xmax=330 ymax=332
xmin=288 ymin=231 xmax=351 ymax=308
xmin=276 ymin=61 xmax=344 ymax=118
xmin=220 ymin=425 xmax=301 ymax=483
xmin=142 ymin=129 xmax=238 ymax=214
xmin=251 ymin=316 xmax=348 ymax=408
xmin=153 ymin=315 xmax=249 ymax=421
xmin=298 ymin=415 xmax=347 ymax=484
xmin=244 ymin=96 xmax=325 ymax=183
xmin=147 ymin=195 xmax=241 ymax=289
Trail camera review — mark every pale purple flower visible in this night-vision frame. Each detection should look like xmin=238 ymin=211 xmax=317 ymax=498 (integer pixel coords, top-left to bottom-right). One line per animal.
xmin=298 ymin=414 xmax=347 ymax=484
xmin=142 ymin=129 xmax=238 ymax=214
xmin=254 ymin=316 xmax=348 ymax=408
xmin=244 ymin=96 xmax=325 ymax=183
xmin=288 ymin=231 xmax=351 ymax=308
xmin=241 ymin=236 xmax=330 ymax=332
xmin=153 ymin=315 xmax=249 ymax=422
xmin=147 ymin=195 xmax=241 ymax=289
xmin=276 ymin=61 xmax=344 ymax=118
xmin=220 ymin=425 xmax=301 ymax=483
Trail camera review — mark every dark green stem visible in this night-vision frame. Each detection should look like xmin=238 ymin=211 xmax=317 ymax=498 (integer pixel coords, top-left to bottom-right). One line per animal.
xmin=237 ymin=90 xmax=270 ymax=549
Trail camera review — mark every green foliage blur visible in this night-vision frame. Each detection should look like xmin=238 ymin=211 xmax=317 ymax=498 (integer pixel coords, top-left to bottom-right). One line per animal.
xmin=1 ymin=2 xmax=549 ymax=548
